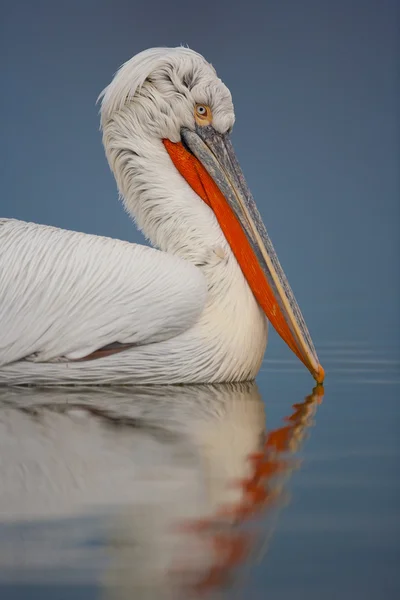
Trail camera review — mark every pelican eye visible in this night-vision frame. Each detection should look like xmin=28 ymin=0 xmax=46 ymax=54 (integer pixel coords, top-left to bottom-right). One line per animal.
xmin=194 ymin=104 xmax=212 ymax=125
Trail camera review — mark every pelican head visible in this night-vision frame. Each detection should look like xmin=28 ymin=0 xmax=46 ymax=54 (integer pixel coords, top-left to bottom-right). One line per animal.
xmin=99 ymin=47 xmax=324 ymax=384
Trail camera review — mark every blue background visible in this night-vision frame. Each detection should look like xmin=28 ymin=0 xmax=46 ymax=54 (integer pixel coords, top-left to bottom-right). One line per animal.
xmin=1 ymin=0 xmax=399 ymax=347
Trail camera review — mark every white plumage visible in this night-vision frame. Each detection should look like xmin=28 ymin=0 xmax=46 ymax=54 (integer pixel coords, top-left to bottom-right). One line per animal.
xmin=0 ymin=215 xmax=266 ymax=385
xmin=0 ymin=47 xmax=270 ymax=386
xmin=0 ymin=218 xmax=207 ymax=365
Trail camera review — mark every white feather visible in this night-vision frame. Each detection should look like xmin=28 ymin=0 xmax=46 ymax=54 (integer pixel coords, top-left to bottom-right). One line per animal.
xmin=0 ymin=47 xmax=268 ymax=385
xmin=0 ymin=219 xmax=207 ymax=365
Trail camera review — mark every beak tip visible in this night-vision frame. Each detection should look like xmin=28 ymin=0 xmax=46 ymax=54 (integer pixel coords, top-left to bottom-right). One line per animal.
xmin=315 ymin=364 xmax=325 ymax=385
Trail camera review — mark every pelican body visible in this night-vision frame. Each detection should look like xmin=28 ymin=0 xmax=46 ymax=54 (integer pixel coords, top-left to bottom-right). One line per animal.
xmin=0 ymin=47 xmax=324 ymax=386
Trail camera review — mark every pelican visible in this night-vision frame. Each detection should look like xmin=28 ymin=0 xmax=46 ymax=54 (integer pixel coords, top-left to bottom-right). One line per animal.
xmin=0 ymin=47 xmax=324 ymax=386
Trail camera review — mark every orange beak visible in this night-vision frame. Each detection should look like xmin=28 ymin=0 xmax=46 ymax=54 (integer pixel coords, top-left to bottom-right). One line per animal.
xmin=163 ymin=126 xmax=324 ymax=384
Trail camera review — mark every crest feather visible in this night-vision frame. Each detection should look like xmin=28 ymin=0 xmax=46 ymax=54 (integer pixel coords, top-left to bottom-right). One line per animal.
xmin=98 ymin=46 xmax=211 ymax=124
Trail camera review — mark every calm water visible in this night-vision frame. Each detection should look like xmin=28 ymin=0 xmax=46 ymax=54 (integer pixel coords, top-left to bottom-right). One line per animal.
xmin=0 ymin=339 xmax=399 ymax=599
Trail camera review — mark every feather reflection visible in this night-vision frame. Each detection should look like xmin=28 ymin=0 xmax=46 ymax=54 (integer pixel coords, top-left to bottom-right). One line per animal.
xmin=0 ymin=382 xmax=323 ymax=598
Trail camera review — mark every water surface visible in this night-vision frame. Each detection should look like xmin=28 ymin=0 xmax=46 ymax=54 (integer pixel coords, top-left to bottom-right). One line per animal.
xmin=0 ymin=340 xmax=399 ymax=599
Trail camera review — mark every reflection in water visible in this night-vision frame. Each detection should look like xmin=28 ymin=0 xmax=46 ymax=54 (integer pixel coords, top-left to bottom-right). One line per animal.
xmin=0 ymin=382 xmax=322 ymax=598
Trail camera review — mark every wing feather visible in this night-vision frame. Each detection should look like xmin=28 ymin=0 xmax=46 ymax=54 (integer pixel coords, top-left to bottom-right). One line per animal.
xmin=0 ymin=219 xmax=207 ymax=367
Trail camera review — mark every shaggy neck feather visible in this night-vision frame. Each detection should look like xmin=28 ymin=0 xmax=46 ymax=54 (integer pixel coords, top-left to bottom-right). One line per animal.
xmin=102 ymin=107 xmax=238 ymax=282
